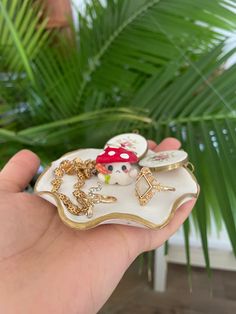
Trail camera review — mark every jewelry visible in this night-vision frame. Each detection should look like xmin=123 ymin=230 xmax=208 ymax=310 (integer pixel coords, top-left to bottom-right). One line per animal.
xmin=51 ymin=158 xmax=117 ymax=218
xmin=105 ymin=133 xmax=148 ymax=160
xmin=135 ymin=167 xmax=176 ymax=206
xmin=139 ymin=150 xmax=188 ymax=172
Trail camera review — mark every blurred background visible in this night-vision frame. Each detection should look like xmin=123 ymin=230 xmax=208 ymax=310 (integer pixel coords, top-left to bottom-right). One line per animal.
xmin=0 ymin=0 xmax=236 ymax=313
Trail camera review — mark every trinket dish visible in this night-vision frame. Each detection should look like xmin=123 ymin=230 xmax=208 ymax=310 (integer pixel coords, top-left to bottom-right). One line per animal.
xmin=34 ymin=148 xmax=199 ymax=230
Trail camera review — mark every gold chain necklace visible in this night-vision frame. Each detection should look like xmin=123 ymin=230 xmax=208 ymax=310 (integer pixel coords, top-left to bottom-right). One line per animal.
xmin=51 ymin=158 xmax=116 ymax=218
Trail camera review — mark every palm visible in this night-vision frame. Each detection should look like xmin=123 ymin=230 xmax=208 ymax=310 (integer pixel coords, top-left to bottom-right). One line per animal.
xmin=0 ymin=138 xmax=196 ymax=313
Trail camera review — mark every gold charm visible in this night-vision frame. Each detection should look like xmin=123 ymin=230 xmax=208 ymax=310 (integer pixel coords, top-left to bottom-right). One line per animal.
xmin=51 ymin=159 xmax=116 ymax=218
xmin=135 ymin=167 xmax=175 ymax=206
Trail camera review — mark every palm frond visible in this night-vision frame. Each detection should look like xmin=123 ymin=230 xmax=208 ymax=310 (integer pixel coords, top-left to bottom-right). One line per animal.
xmin=3 ymin=0 xmax=234 ymax=123
xmin=0 ymin=0 xmax=48 ymax=83
xmin=73 ymin=0 xmax=236 ymax=108
xmin=149 ymin=47 xmax=236 ymax=265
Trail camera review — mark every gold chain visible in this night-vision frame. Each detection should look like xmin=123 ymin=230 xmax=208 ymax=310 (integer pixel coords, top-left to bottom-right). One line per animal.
xmin=51 ymin=158 xmax=97 ymax=217
xmin=51 ymin=158 xmax=117 ymax=218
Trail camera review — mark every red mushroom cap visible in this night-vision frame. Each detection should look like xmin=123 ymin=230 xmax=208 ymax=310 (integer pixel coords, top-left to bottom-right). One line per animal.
xmin=96 ymin=146 xmax=138 ymax=164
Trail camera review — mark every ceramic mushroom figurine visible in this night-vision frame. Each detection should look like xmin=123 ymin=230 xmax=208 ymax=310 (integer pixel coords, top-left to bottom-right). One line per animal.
xmin=96 ymin=146 xmax=138 ymax=185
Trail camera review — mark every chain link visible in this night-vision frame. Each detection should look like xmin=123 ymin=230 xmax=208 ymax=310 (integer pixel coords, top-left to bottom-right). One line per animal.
xmin=51 ymin=158 xmax=97 ymax=217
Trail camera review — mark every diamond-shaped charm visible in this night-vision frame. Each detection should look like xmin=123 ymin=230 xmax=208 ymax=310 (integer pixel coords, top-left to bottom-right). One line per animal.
xmin=135 ymin=167 xmax=176 ymax=206
xmin=136 ymin=176 xmax=152 ymax=197
xmin=135 ymin=168 xmax=156 ymax=205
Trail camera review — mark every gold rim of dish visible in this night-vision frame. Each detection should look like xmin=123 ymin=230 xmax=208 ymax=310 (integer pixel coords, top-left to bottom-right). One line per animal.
xmin=34 ymin=149 xmax=199 ymax=230
xmin=142 ymin=157 xmax=189 ymax=172
xmin=36 ymin=189 xmax=198 ymax=230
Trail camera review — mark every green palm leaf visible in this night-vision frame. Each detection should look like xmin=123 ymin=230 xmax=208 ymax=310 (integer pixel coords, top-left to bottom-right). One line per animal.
xmin=0 ymin=0 xmax=48 ymax=83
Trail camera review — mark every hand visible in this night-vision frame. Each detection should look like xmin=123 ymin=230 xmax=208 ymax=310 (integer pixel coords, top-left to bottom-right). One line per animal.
xmin=0 ymin=138 xmax=197 ymax=314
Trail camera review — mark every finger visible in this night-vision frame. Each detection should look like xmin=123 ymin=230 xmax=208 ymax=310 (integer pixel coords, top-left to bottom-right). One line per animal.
xmin=92 ymin=198 xmax=196 ymax=259
xmin=0 ymin=149 xmax=40 ymax=192
xmin=155 ymin=137 xmax=181 ymax=151
xmin=147 ymin=140 xmax=158 ymax=151
xmin=155 ymin=137 xmax=181 ymax=152
xmin=147 ymin=137 xmax=181 ymax=152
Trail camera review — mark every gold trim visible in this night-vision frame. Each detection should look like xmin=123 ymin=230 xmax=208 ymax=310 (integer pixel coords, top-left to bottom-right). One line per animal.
xmin=186 ymin=162 xmax=195 ymax=173
xmin=36 ymin=189 xmax=198 ymax=230
xmin=140 ymin=157 xmax=189 ymax=172
xmin=34 ymin=150 xmax=199 ymax=230
xmin=34 ymin=165 xmax=51 ymax=193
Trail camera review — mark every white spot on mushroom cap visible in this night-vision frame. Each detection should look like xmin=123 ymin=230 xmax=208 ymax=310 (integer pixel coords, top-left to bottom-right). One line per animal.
xmin=108 ymin=151 xmax=115 ymax=156
xmin=120 ymin=153 xmax=129 ymax=159
xmin=99 ymin=151 xmax=105 ymax=156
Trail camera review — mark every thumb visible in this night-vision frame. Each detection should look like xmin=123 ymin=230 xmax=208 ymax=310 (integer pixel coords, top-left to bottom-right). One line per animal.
xmin=0 ymin=150 xmax=40 ymax=192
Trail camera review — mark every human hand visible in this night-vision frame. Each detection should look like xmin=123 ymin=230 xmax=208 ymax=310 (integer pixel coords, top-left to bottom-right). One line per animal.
xmin=0 ymin=138 xmax=197 ymax=314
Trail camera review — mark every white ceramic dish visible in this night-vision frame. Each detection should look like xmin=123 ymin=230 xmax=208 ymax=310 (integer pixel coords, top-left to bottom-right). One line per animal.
xmin=34 ymin=149 xmax=199 ymax=230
